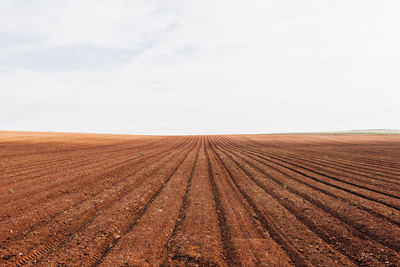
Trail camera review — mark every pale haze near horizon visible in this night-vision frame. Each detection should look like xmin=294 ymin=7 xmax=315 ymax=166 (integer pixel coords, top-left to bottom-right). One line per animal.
xmin=1 ymin=0 xmax=399 ymax=135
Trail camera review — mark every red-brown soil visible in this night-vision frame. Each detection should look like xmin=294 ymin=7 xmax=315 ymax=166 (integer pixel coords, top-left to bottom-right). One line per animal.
xmin=0 ymin=132 xmax=399 ymax=266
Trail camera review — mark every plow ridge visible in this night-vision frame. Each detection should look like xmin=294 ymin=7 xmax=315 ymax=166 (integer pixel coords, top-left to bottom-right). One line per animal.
xmin=219 ymin=137 xmax=400 ymax=223
xmin=1 ymin=133 xmax=399 ymax=266
xmin=267 ymin=151 xmax=400 ymax=189
xmin=239 ymin=135 xmax=400 ymax=172
xmin=219 ymin=145 xmax=400 ymax=253
xmin=163 ymin=138 xmax=202 ymax=265
xmin=265 ymin=152 xmax=400 ymax=197
xmin=204 ymin=139 xmax=240 ymax=266
xmin=91 ymin=138 xmax=199 ymax=266
xmin=222 ymin=137 xmax=400 ymax=202
xmin=208 ymin=140 xmax=310 ymax=266
xmin=0 ymin=137 xmax=185 ymax=205
xmin=256 ymin=152 xmax=400 ymax=210
xmin=1 ymin=137 xmax=192 ymax=248
xmin=276 ymin=152 xmax=400 ymax=185
xmin=222 ymin=136 xmax=400 ymax=212
xmin=215 ymin=148 xmax=394 ymax=265
xmin=7 ymin=139 xmax=195 ymax=266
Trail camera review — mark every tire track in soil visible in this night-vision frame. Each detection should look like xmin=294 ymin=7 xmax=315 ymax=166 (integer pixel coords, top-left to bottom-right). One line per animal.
xmin=215 ymin=138 xmax=400 ymax=266
xmin=5 ymin=138 xmax=195 ymax=266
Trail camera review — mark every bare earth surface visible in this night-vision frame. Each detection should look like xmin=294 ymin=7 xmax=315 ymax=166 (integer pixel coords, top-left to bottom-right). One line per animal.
xmin=0 ymin=132 xmax=399 ymax=266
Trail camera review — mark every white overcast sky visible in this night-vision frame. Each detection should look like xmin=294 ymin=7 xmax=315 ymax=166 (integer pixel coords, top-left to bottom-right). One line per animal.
xmin=1 ymin=0 xmax=399 ymax=134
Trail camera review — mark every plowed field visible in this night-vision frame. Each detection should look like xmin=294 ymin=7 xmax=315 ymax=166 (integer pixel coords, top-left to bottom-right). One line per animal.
xmin=1 ymin=132 xmax=399 ymax=266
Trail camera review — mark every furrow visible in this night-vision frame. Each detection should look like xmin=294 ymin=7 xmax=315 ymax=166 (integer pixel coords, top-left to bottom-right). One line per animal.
xmin=218 ymin=144 xmax=400 ymax=252
xmin=91 ymin=138 xmax=198 ymax=266
xmin=216 ymin=138 xmax=400 ymax=266
xmin=206 ymin=136 xmax=297 ymax=266
xmin=162 ymin=137 xmax=203 ymax=265
xmin=221 ymin=137 xmax=400 ymax=211
xmin=204 ymin=137 xmax=241 ymax=267
xmin=0 ymin=138 xmax=190 ymax=245
xmin=6 ymin=138 xmax=194 ymax=266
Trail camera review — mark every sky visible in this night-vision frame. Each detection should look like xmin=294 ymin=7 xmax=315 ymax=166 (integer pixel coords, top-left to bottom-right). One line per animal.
xmin=1 ymin=0 xmax=399 ymax=135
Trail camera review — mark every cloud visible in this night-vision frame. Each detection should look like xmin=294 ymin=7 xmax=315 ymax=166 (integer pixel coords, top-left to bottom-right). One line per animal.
xmin=1 ymin=44 xmax=146 ymax=71
xmin=1 ymin=0 xmax=400 ymax=134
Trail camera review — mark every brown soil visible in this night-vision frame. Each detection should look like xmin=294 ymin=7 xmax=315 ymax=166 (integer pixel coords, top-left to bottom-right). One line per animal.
xmin=0 ymin=132 xmax=399 ymax=266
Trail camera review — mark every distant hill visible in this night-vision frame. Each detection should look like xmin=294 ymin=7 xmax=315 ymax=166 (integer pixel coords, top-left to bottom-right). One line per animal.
xmin=278 ymin=129 xmax=400 ymax=135
xmin=345 ymin=129 xmax=400 ymax=134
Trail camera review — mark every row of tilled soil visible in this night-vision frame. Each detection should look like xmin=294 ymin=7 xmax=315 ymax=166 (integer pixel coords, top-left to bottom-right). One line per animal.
xmin=214 ymin=136 xmax=400 ymax=266
xmin=1 ymin=133 xmax=399 ymax=266
xmin=0 ymin=137 xmax=187 ymax=245
xmin=1 ymin=135 xmax=193 ymax=265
